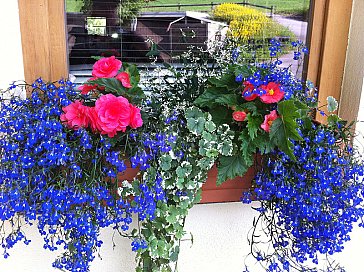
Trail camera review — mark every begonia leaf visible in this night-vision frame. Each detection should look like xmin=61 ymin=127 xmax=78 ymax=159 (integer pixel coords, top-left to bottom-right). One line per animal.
xmin=270 ymin=100 xmax=303 ymax=160
xmin=216 ymin=155 xmax=252 ymax=185
xmin=247 ymin=113 xmax=262 ymax=140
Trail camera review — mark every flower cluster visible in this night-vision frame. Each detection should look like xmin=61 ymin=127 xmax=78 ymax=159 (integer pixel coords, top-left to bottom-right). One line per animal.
xmin=1 ymin=39 xmax=363 ymax=272
xmin=61 ymin=93 xmax=142 ymax=137
xmin=61 ymin=57 xmax=143 ymax=137
xmin=291 ymin=40 xmax=309 ymax=60
xmin=0 ymin=57 xmax=163 ymax=272
xmin=194 ymin=45 xmax=364 ymax=271
xmin=195 ymin=53 xmax=314 ymax=182
xmin=243 ymin=122 xmax=364 ymax=271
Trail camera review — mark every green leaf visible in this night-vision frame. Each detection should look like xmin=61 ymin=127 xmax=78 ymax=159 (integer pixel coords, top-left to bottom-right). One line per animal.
xmin=91 ymin=77 xmax=145 ymax=103
xmin=246 ymin=114 xmax=262 ymax=140
xmin=125 ymin=86 xmax=146 ymax=103
xmin=239 ymin=102 xmax=258 ymax=115
xmin=293 ymin=99 xmax=310 ymax=118
xmin=187 ymin=117 xmax=206 ymax=135
xmin=270 ymin=100 xmax=303 ymax=160
xmin=160 ymin=155 xmax=172 ymax=171
xmin=218 ymin=141 xmax=233 ymax=156
xmin=252 ymin=134 xmax=275 ymax=154
xmin=170 ymin=246 xmax=180 ymax=262
xmin=166 ymin=207 xmax=179 ymax=224
xmin=146 ymin=42 xmax=160 ymax=57
xmin=239 ymin=130 xmax=256 ymax=164
xmin=210 ymin=106 xmax=232 ymax=126
xmin=205 ymin=149 xmax=219 ymax=158
xmin=176 ymin=178 xmax=184 ymax=189
xmin=204 ymin=120 xmax=216 ymax=132
xmin=194 ymin=87 xmax=221 ymax=108
xmin=216 ymin=155 xmax=252 ymax=185
xmin=269 ymin=120 xmax=293 ymax=159
xmin=124 ymin=63 xmax=140 ymax=84
xmin=327 ymin=96 xmax=338 ymax=112
xmin=201 ymin=131 xmax=216 ymax=141
xmin=234 ymin=64 xmax=252 ymax=77
xmin=92 ymin=78 xmax=124 ymax=94
xmin=208 ymin=72 xmax=237 ymax=90
xmin=215 ymin=94 xmax=238 ymax=107
xmin=327 ymin=114 xmax=341 ymax=127
xmin=197 ymin=157 xmax=215 ymax=170
xmin=176 ymin=163 xmax=192 ymax=178
xmin=185 ymin=107 xmax=204 ymax=119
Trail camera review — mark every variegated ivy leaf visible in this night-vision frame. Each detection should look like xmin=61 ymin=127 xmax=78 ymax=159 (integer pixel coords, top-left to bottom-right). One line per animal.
xmin=198 ymin=139 xmax=210 ymax=156
xmin=185 ymin=179 xmax=196 ymax=190
xmin=204 ymin=120 xmax=216 ymax=132
xmin=217 ymin=124 xmax=230 ymax=134
xmin=217 ymin=124 xmax=234 ymax=140
xmin=185 ymin=106 xmax=204 ymax=119
xmin=159 ymin=154 xmax=172 ymax=171
xmin=197 ymin=157 xmax=215 ymax=170
xmin=327 ymin=96 xmax=338 ymax=112
xmin=187 ymin=117 xmax=206 ymax=135
xmin=176 ymin=161 xmax=192 ymax=178
xmin=202 ymin=131 xmax=217 ymax=142
xmin=199 ymin=137 xmax=218 ymax=157
xmin=176 ymin=178 xmax=185 ymax=189
xmin=206 ymin=112 xmax=213 ymax=121
xmin=218 ymin=141 xmax=233 ymax=156
xmin=205 ymin=149 xmax=219 ymax=158
xmin=306 ymin=80 xmax=315 ymax=90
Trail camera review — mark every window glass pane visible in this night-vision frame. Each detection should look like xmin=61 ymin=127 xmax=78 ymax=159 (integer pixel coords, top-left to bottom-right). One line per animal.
xmin=65 ymin=0 xmax=311 ymax=83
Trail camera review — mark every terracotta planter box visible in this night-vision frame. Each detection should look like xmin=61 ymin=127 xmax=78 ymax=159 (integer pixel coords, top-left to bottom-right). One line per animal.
xmin=200 ymin=165 xmax=254 ymax=204
xmin=118 ymin=164 xmax=254 ymax=204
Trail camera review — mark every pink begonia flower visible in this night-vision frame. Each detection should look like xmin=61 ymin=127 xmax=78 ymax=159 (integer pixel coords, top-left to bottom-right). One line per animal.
xmin=94 ymin=94 xmax=131 ymax=137
xmin=261 ymin=110 xmax=279 ymax=132
xmin=92 ymin=56 xmax=122 ymax=78
xmin=129 ymin=104 xmax=143 ymax=129
xmin=259 ymin=82 xmax=285 ymax=104
xmin=86 ymin=107 xmax=102 ymax=132
xmin=116 ymin=72 xmax=132 ymax=88
xmin=60 ymin=100 xmax=89 ymax=129
xmin=242 ymin=81 xmax=259 ymax=101
xmin=232 ymin=111 xmax=247 ymax=122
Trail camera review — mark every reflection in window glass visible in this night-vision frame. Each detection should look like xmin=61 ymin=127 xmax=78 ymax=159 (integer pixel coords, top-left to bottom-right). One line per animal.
xmin=86 ymin=17 xmax=107 ymax=36
xmin=65 ymin=0 xmax=311 ymax=82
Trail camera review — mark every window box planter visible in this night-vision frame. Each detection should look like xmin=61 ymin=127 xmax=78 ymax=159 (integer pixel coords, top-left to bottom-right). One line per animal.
xmin=118 ymin=164 xmax=254 ymax=204
xmin=200 ymin=165 xmax=255 ymax=204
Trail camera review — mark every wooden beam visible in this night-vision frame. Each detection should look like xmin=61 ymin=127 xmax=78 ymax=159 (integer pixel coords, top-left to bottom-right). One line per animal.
xmin=306 ymin=0 xmax=353 ymax=122
xmin=18 ymin=0 xmax=68 ymax=85
xmin=306 ymin=0 xmax=328 ymax=86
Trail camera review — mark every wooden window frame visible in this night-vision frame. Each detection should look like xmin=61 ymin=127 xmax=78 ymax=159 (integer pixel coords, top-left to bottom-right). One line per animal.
xmin=306 ymin=0 xmax=354 ymax=122
xmin=17 ymin=0 xmax=357 ymax=203
xmin=18 ymin=0 xmax=68 ymax=86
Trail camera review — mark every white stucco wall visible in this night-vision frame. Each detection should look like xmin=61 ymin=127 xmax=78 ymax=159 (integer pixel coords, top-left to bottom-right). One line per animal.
xmin=0 ymin=1 xmax=364 ymax=272
xmin=342 ymin=0 xmax=364 ymax=147
xmin=0 ymin=0 xmax=24 ymax=90
xmin=339 ymin=1 xmax=364 ymax=268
